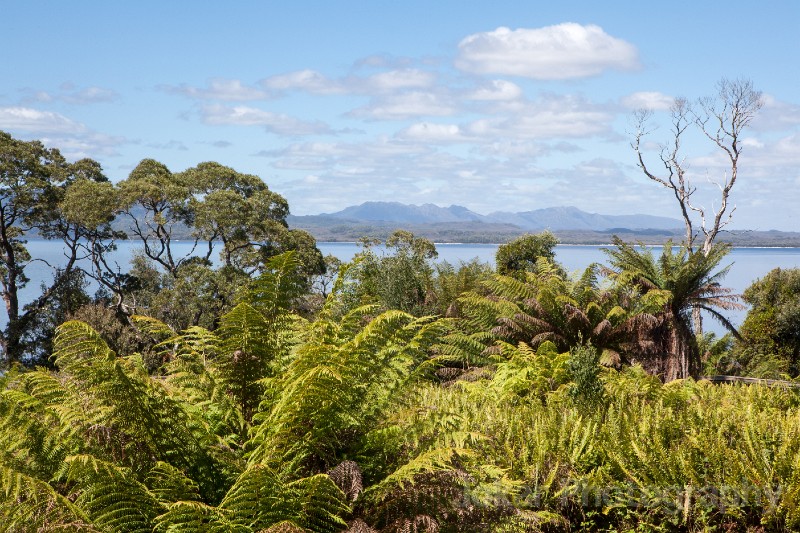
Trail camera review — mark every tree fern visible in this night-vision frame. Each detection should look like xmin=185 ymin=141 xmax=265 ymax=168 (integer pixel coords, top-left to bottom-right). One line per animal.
xmin=57 ymin=454 xmax=165 ymax=533
xmin=0 ymin=464 xmax=96 ymax=532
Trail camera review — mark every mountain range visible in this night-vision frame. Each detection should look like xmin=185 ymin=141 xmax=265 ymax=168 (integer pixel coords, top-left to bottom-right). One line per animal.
xmin=294 ymin=202 xmax=682 ymax=232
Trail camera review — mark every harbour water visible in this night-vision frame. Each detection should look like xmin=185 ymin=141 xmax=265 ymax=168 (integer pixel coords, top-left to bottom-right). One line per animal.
xmin=18 ymin=240 xmax=800 ymax=334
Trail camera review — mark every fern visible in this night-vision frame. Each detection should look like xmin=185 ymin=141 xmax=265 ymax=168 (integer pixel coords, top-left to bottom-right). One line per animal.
xmin=0 ymin=464 xmax=95 ymax=532
xmin=57 ymin=454 xmax=165 ymax=533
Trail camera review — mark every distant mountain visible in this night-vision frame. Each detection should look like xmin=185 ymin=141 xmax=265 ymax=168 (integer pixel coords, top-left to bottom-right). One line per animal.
xmin=322 ymin=202 xmax=485 ymax=224
xmin=485 ymin=206 xmax=682 ymax=231
xmin=312 ymin=202 xmax=681 ymax=231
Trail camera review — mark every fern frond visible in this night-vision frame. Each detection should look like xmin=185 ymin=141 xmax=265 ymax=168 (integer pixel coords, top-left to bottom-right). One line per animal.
xmin=58 ymin=454 xmax=165 ymax=533
xmin=0 ymin=464 xmax=95 ymax=532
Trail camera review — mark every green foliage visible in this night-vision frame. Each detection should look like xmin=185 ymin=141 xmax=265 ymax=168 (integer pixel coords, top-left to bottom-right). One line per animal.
xmin=429 ymin=258 xmax=493 ymax=317
xmin=566 ymin=344 xmax=605 ymax=409
xmin=0 ymin=130 xmax=113 ymax=366
xmin=604 ymin=238 xmax=740 ymax=380
xmin=348 ymin=231 xmax=438 ymax=316
xmin=495 ymin=231 xmax=559 ymax=276
xmin=456 ymin=257 xmax=660 ymax=371
xmin=734 ymin=268 xmax=800 ymax=378
xmin=3 ymin=129 xmax=800 ymax=531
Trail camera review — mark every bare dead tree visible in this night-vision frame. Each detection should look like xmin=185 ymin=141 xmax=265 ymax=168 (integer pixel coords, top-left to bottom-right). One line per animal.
xmin=632 ymin=78 xmax=763 ymax=256
xmin=632 ymin=78 xmax=762 ymax=336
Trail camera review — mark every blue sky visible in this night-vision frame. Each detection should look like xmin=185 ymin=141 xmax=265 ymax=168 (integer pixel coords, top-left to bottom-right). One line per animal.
xmin=2 ymin=1 xmax=799 ymax=229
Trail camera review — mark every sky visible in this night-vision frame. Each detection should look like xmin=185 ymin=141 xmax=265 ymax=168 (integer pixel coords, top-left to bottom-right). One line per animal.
xmin=1 ymin=1 xmax=799 ymax=230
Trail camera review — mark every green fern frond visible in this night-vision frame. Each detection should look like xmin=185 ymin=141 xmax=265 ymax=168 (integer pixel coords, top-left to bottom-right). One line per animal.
xmin=286 ymin=474 xmax=350 ymax=533
xmin=154 ymin=500 xmax=245 ymax=533
xmin=0 ymin=464 xmax=95 ymax=532
xmin=58 ymin=454 xmax=165 ymax=533
xmin=146 ymin=462 xmax=203 ymax=505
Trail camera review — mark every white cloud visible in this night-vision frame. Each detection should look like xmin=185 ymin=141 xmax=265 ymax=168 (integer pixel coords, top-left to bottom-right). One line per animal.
xmin=62 ymin=86 xmax=119 ymax=104
xmin=147 ymin=140 xmax=189 ymax=151
xmin=162 ymin=78 xmax=270 ymax=100
xmin=478 ymin=140 xmax=581 ymax=158
xmin=20 ymin=85 xmax=119 ymax=105
xmin=621 ymin=91 xmax=674 ymax=111
xmin=366 ymin=69 xmax=436 ymax=91
xmin=348 ymin=91 xmax=457 ymax=120
xmin=262 ymin=69 xmax=344 ymax=94
xmin=39 ymin=132 xmax=126 ymax=158
xmin=751 ymin=94 xmax=800 ymax=131
xmin=200 ymin=104 xmax=332 ymax=135
xmin=0 ymin=106 xmax=86 ymax=133
xmin=466 ymin=79 xmax=523 ymax=101
xmin=456 ymin=24 xmax=639 ymax=79
xmin=465 ymin=95 xmax=613 ymax=139
xmin=396 ymin=122 xmax=465 ymax=143
xmin=262 ymin=68 xmax=435 ymax=95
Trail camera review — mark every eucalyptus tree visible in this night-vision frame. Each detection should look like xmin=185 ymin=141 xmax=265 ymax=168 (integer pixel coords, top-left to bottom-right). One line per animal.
xmin=632 ymin=79 xmax=761 ymax=335
xmin=0 ymin=131 xmax=116 ymax=366
xmin=495 ymin=231 xmax=559 ymax=276
xmin=349 ymin=230 xmax=438 ymax=316
xmin=111 ymin=159 xmax=324 ymax=329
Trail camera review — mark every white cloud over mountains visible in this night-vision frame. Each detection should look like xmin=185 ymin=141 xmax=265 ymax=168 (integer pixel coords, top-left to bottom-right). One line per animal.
xmin=162 ymin=79 xmax=270 ymax=101
xmin=348 ymin=90 xmax=457 ymax=120
xmin=200 ymin=104 xmax=332 ymax=135
xmin=455 ymin=24 xmax=640 ymax=79
xmin=0 ymin=106 xmax=125 ymax=158
xmin=20 ymin=84 xmax=119 ymax=105
xmin=621 ymin=91 xmax=674 ymax=111
xmin=0 ymin=106 xmax=85 ymax=133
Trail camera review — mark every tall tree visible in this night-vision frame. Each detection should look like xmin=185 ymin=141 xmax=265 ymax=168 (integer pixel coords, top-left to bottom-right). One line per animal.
xmin=0 ymin=131 xmax=113 ymax=366
xmin=111 ymin=159 xmax=324 ymax=324
xmin=733 ymin=268 xmax=800 ymax=378
xmin=632 ymin=78 xmax=763 ymax=255
xmin=495 ymin=231 xmax=559 ymax=276
xmin=349 ymin=230 xmax=438 ymax=316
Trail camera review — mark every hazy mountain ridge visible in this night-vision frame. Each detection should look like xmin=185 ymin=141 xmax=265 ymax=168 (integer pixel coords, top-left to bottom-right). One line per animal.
xmin=312 ymin=202 xmax=682 ymax=231
xmin=289 ymin=202 xmax=800 ymax=246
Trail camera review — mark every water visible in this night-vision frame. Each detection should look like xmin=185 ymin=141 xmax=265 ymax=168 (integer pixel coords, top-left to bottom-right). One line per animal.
xmin=17 ymin=240 xmax=800 ymax=334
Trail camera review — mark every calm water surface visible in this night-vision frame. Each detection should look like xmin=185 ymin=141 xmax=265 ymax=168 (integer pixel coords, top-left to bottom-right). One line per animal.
xmin=20 ymin=240 xmax=800 ymax=333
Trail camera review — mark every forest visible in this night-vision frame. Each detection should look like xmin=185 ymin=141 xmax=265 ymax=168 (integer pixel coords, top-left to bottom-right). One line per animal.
xmin=4 ymin=77 xmax=800 ymax=532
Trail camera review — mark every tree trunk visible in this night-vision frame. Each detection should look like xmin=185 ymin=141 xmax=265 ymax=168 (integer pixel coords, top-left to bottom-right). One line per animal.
xmin=663 ymin=317 xmax=698 ymax=381
xmin=692 ymin=305 xmax=703 ymax=336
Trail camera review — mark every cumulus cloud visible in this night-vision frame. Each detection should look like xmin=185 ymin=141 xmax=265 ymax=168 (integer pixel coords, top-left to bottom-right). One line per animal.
xmin=348 ymin=91 xmax=457 ymax=120
xmin=396 ymin=122 xmax=465 ymax=143
xmin=751 ymin=94 xmax=800 ymax=131
xmin=200 ymin=104 xmax=332 ymax=135
xmin=464 ymin=95 xmax=614 ymax=139
xmin=262 ymin=69 xmax=344 ymax=94
xmin=466 ymin=79 xmax=523 ymax=101
xmin=161 ymin=78 xmax=270 ymax=100
xmin=0 ymin=106 xmax=86 ymax=133
xmin=20 ymin=84 xmax=119 ymax=105
xmin=621 ymin=91 xmax=674 ymax=111
xmin=365 ymin=69 xmax=436 ymax=91
xmin=456 ymin=24 xmax=639 ymax=79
